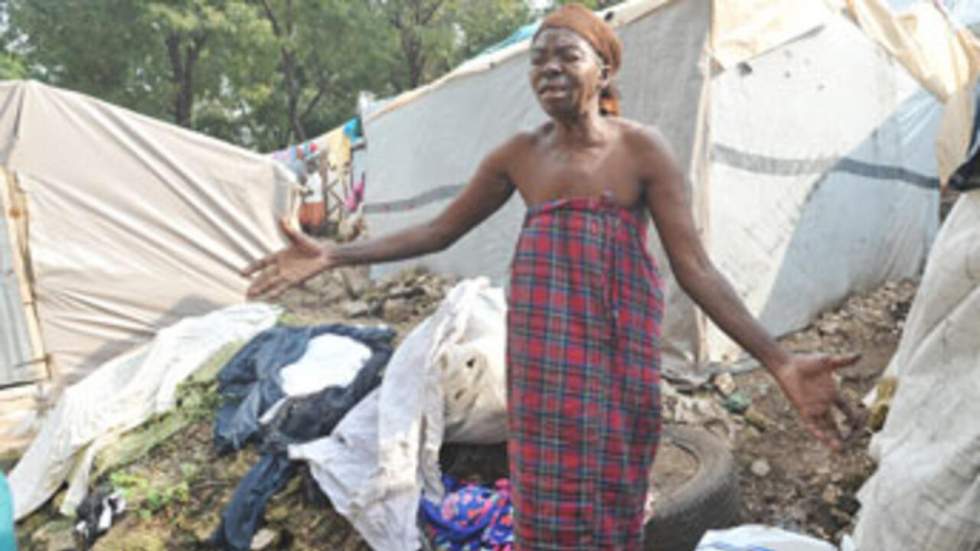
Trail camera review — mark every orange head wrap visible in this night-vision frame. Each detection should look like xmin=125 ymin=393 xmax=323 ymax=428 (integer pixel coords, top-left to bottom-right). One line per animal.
xmin=535 ymin=3 xmax=623 ymax=116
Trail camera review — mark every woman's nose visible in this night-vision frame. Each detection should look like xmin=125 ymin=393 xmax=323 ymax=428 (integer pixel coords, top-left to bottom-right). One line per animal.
xmin=541 ymin=59 xmax=561 ymax=76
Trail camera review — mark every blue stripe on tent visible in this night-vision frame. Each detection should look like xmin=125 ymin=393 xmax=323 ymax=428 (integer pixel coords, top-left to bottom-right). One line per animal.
xmin=364 ymin=184 xmax=465 ymax=214
xmin=712 ymin=143 xmax=938 ymax=189
xmin=363 ymin=143 xmax=940 ymax=216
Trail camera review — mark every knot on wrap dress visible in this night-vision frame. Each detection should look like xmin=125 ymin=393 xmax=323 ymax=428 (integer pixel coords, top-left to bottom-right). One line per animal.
xmin=506 ymin=194 xmax=665 ymax=550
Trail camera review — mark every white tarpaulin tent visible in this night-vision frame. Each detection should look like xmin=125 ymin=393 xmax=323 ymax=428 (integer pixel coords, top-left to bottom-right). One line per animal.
xmin=854 ymin=189 xmax=980 ymax=550
xmin=358 ymin=0 xmax=979 ymax=380
xmin=0 ymin=81 xmax=298 ymax=452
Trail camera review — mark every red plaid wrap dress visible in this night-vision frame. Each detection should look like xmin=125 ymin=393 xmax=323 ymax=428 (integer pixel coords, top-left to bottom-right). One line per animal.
xmin=507 ymin=194 xmax=664 ymax=549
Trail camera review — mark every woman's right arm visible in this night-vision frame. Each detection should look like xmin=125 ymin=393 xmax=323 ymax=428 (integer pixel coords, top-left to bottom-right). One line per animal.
xmin=244 ymin=137 xmax=519 ymax=298
xmin=332 ymin=139 xmax=518 ymax=266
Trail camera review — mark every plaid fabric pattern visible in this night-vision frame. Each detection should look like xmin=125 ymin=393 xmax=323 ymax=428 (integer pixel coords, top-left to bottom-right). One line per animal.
xmin=507 ymin=195 xmax=665 ymax=550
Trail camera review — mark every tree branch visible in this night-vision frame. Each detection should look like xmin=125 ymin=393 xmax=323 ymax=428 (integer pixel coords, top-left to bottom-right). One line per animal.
xmin=166 ymin=33 xmax=183 ymax=82
xmin=420 ymin=0 xmax=446 ymax=24
xmin=258 ymin=0 xmax=281 ymax=36
xmin=299 ymin=86 xmax=325 ymax=121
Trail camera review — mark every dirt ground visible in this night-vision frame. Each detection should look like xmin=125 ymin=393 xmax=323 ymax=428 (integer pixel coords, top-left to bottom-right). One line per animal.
xmin=19 ymin=264 xmax=918 ymax=551
xmin=727 ymin=280 xmax=916 ymax=544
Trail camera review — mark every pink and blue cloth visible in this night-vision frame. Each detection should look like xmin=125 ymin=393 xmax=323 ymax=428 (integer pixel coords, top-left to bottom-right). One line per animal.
xmin=420 ymin=475 xmax=514 ymax=551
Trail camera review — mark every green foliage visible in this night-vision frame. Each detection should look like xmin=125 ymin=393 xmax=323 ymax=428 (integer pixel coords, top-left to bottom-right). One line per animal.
xmin=4 ymin=1 xmax=164 ymax=115
xmin=241 ymin=0 xmax=398 ymax=146
xmin=108 ymin=470 xmax=148 ymax=493
xmin=369 ymin=0 xmax=534 ymax=90
xmin=87 ymin=340 xmax=243 ymax=524
xmin=0 ymin=52 xmax=27 ymax=80
xmin=91 ymin=341 xmax=242 ymax=485
xmin=453 ymin=0 xmax=534 ymax=61
xmin=0 ymin=0 xmax=553 ymax=150
xmin=111 ymin=471 xmax=191 ymax=518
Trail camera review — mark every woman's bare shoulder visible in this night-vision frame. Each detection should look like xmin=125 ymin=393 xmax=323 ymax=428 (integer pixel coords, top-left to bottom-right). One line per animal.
xmin=507 ymin=123 xmax=553 ymax=150
xmin=484 ymin=124 xmax=551 ymax=166
xmin=614 ymin=118 xmax=674 ymax=155
xmin=614 ymin=119 xmax=684 ymax=184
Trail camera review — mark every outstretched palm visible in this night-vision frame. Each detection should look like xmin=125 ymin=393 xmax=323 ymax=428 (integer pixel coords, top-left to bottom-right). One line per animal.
xmin=774 ymin=354 xmax=864 ymax=450
xmin=242 ymin=218 xmax=332 ymax=298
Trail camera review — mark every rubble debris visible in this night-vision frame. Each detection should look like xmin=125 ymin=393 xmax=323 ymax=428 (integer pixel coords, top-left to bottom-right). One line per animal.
xmin=88 ymin=521 xmax=167 ymax=551
xmin=338 ymin=267 xmax=370 ymax=299
xmin=713 ymin=372 xmax=737 ymax=397
xmin=381 ymin=297 xmax=413 ymax=323
xmin=74 ymin=489 xmax=126 ymax=547
xmin=867 ymin=376 xmax=897 ymax=432
xmin=16 ymin=271 xmax=918 ymax=550
xmin=30 ymin=519 xmax=75 ymax=551
xmin=750 ymin=459 xmax=772 ymax=478
xmin=722 ymin=392 xmax=751 ymax=415
xmin=780 ymin=280 xmax=917 ymax=355
xmin=342 ymin=300 xmax=371 ymax=318
xmin=821 ymin=484 xmax=840 ymax=505
xmin=250 ymin=528 xmax=278 ymax=550
xmin=732 ymin=280 xmax=917 ymax=543
xmin=662 ymin=383 xmax=737 ymax=442
xmin=275 ymin=264 xmax=454 ymax=330
xmin=742 ymin=407 xmax=774 ymax=432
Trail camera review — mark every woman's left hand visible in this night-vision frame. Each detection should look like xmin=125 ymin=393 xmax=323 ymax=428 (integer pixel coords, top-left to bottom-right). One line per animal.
xmin=771 ymin=354 xmax=865 ymax=451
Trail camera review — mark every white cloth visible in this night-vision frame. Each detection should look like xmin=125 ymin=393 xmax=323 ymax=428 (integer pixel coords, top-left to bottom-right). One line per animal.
xmin=280 ymin=334 xmax=370 ymax=396
xmin=854 ymin=191 xmax=980 ymax=550
xmin=303 ymin=172 xmax=324 ymax=202
xmin=9 ymin=303 xmax=280 ymax=520
xmin=260 ymin=333 xmax=372 ymax=426
xmin=289 ymin=278 xmax=508 ymax=550
xmin=697 ymin=525 xmax=837 ymax=550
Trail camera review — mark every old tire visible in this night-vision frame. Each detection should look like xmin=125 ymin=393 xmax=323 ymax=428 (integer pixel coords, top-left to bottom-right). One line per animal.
xmin=645 ymin=425 xmax=740 ymax=551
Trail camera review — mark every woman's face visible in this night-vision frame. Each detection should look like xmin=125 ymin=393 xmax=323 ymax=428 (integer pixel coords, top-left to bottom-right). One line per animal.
xmin=530 ymin=28 xmax=606 ymax=119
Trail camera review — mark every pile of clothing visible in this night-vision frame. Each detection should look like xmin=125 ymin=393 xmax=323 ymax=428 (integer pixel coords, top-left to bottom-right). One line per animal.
xmin=290 ymin=278 xmax=509 ymax=550
xmin=212 ymin=279 xmax=510 ymax=551
xmin=420 ymin=475 xmax=514 ymax=551
xmin=209 ymin=324 xmax=396 ymax=550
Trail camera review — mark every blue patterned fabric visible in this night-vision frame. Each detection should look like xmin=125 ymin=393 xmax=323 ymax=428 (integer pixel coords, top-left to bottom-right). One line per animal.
xmin=420 ymin=475 xmax=514 ymax=551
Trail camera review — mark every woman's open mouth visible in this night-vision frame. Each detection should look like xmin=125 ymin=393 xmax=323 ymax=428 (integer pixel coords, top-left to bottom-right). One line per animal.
xmin=538 ymin=86 xmax=569 ymax=100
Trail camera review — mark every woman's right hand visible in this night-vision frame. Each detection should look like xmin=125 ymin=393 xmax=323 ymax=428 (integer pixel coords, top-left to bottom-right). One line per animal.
xmin=242 ymin=218 xmax=333 ymax=299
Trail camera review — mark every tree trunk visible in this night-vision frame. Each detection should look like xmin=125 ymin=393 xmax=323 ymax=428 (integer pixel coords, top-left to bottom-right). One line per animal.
xmin=404 ymin=34 xmax=424 ymax=89
xmin=166 ymin=31 xmax=207 ymax=128
xmin=388 ymin=0 xmax=446 ymax=90
xmin=281 ymin=48 xmax=304 ymax=142
xmin=260 ymin=0 xmax=307 ymax=143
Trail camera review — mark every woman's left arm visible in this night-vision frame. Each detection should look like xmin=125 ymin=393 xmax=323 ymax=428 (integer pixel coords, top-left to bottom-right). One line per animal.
xmin=634 ymin=126 xmax=862 ymax=450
